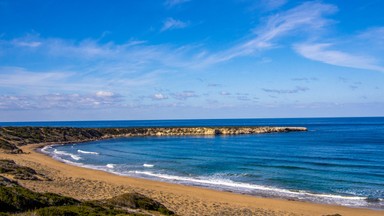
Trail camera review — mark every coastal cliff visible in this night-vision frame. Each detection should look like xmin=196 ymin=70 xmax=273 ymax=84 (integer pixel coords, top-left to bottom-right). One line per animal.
xmin=0 ymin=126 xmax=307 ymax=153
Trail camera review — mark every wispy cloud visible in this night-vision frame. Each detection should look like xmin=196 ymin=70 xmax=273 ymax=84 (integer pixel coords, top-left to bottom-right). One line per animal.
xmin=294 ymin=43 xmax=384 ymax=72
xmin=164 ymin=0 xmax=190 ymax=8
xmin=0 ymin=35 xmax=196 ymax=94
xmin=0 ymin=92 xmax=122 ymax=110
xmin=0 ymin=66 xmax=155 ymax=94
xmin=171 ymin=90 xmax=199 ymax=100
xmin=292 ymin=77 xmax=319 ymax=82
xmin=199 ymin=1 xmax=337 ymax=65
xmin=161 ymin=18 xmax=189 ymax=31
xmin=0 ymin=67 xmax=73 ymax=91
xmin=12 ymin=40 xmax=42 ymax=48
xmin=1 ymin=35 xmax=190 ymax=69
xmin=261 ymin=0 xmax=287 ymax=11
xmin=358 ymin=27 xmax=384 ymax=46
xmin=0 ymin=2 xmax=340 ymax=76
xmin=207 ymin=83 xmax=222 ymax=87
xmin=220 ymin=91 xmax=231 ymax=96
xmin=262 ymin=86 xmax=309 ymax=94
xmin=237 ymin=95 xmax=251 ymax=101
xmin=245 ymin=0 xmax=287 ymax=12
xmin=8 ymin=33 xmax=43 ymax=48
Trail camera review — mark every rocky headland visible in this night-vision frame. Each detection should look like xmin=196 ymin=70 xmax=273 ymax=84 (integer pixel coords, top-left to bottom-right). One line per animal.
xmin=0 ymin=126 xmax=307 ymax=153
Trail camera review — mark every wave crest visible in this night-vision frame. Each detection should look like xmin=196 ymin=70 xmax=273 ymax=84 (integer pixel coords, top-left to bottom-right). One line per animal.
xmin=77 ymin=150 xmax=99 ymax=155
xmin=53 ymin=149 xmax=82 ymax=160
xmin=106 ymin=164 xmax=115 ymax=169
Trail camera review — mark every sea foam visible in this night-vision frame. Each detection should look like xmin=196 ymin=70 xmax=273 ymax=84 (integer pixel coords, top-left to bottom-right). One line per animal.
xmin=127 ymin=171 xmax=369 ymax=207
xmin=77 ymin=150 xmax=99 ymax=155
xmin=106 ymin=164 xmax=115 ymax=169
xmin=41 ymin=145 xmax=52 ymax=154
xmin=46 ymin=152 xmax=375 ymax=208
xmin=53 ymin=149 xmax=82 ymax=161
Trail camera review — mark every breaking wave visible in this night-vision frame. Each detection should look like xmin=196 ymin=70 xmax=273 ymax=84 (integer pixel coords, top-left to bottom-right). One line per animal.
xmin=77 ymin=150 xmax=99 ymax=155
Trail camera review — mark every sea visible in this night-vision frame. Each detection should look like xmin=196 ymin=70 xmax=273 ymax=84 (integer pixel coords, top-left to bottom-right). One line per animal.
xmin=1 ymin=117 xmax=383 ymax=209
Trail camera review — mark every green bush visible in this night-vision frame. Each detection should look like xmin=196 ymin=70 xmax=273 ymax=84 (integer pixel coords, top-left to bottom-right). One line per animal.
xmin=0 ymin=159 xmax=40 ymax=180
xmin=0 ymin=184 xmax=79 ymax=213
xmin=0 ymin=179 xmax=173 ymax=215
xmin=106 ymin=192 xmax=174 ymax=215
xmin=34 ymin=204 xmax=132 ymax=216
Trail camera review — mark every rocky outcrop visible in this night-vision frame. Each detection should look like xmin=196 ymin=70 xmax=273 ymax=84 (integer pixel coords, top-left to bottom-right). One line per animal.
xmin=0 ymin=126 xmax=307 ymax=153
xmin=104 ymin=126 xmax=307 ymax=137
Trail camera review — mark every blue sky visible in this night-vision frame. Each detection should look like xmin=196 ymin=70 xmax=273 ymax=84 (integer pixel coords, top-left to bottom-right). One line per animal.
xmin=0 ymin=0 xmax=383 ymax=121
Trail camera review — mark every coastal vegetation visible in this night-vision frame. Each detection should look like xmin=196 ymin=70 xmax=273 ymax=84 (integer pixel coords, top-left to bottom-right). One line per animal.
xmin=0 ymin=160 xmax=175 ymax=215
xmin=0 ymin=159 xmax=50 ymax=180
xmin=0 ymin=175 xmax=79 ymax=213
xmin=0 ymin=127 xmax=105 ymax=153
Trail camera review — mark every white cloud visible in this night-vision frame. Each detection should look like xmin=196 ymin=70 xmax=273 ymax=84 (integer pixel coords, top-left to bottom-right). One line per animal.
xmin=220 ymin=91 xmax=231 ymax=96
xmin=161 ymin=18 xmax=188 ymax=31
xmin=96 ymin=91 xmax=115 ymax=97
xmin=294 ymin=43 xmax=384 ymax=72
xmin=152 ymin=93 xmax=168 ymax=100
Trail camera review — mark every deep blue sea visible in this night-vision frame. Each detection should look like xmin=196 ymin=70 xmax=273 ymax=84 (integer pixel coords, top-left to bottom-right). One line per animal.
xmin=2 ymin=117 xmax=384 ymax=209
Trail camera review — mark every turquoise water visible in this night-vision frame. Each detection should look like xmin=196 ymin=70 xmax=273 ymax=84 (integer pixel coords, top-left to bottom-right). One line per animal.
xmin=5 ymin=117 xmax=383 ymax=209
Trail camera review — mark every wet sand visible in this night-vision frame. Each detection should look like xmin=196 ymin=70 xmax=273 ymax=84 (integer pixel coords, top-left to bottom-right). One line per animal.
xmin=0 ymin=144 xmax=382 ymax=216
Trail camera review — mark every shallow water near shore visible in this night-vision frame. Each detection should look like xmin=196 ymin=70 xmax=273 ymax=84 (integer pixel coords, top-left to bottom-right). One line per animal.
xmin=17 ymin=117 xmax=383 ymax=209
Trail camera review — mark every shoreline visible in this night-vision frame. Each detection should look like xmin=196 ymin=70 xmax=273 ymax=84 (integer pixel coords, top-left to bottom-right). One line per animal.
xmin=1 ymin=144 xmax=382 ymax=216
xmin=0 ymin=126 xmax=307 ymax=154
xmin=41 ymin=142 xmax=379 ymax=210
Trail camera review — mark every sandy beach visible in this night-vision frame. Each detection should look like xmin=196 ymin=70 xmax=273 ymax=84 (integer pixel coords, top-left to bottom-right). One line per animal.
xmin=0 ymin=144 xmax=381 ymax=216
